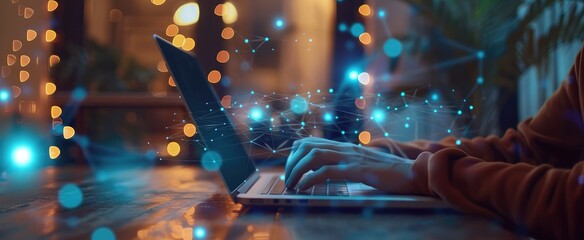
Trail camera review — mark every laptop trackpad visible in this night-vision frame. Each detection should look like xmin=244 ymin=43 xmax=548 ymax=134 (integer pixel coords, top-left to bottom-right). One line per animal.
xmin=348 ymin=183 xmax=387 ymax=196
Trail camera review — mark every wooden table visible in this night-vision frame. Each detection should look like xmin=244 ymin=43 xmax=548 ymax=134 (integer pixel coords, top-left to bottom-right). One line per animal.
xmin=0 ymin=166 xmax=522 ymax=239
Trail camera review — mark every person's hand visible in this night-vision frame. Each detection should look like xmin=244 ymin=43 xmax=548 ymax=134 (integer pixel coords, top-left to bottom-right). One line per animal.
xmin=285 ymin=137 xmax=421 ymax=195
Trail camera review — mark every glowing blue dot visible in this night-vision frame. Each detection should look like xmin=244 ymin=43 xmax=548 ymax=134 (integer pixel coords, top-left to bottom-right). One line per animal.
xmin=341 ymin=130 xmax=346 ymax=135
xmin=431 ymin=94 xmax=439 ymax=101
xmin=383 ymin=38 xmax=403 ymax=58
xmin=400 ymin=92 xmax=405 ymax=97
xmin=91 ymin=227 xmax=115 ymax=240
xmin=58 ymin=183 xmax=83 ymax=209
xmin=477 ymin=51 xmax=485 ymax=59
xmin=252 ymin=49 xmax=256 ymax=53
xmin=384 ymin=132 xmax=389 ymax=137
xmin=280 ymin=175 xmax=285 ymax=181
xmin=457 ymin=110 xmax=462 ymax=115
xmin=300 ymin=121 xmax=305 ymax=126
xmin=378 ymin=10 xmax=386 ymax=18
xmin=477 ymin=76 xmax=484 ymax=84
xmin=372 ymin=109 xmax=385 ymax=122
xmin=194 ymin=226 xmax=206 ymax=239
xmin=404 ymin=123 xmax=410 ymax=128
xmin=72 ymin=87 xmax=87 ymax=101
xmin=274 ymin=18 xmax=285 ymax=29
xmin=469 ymin=105 xmax=474 ymax=110
xmin=264 ymin=37 xmax=269 ymax=41
xmin=348 ymin=70 xmax=359 ymax=80
xmin=11 ymin=146 xmax=32 ymax=167
xmin=249 ymin=107 xmax=263 ymax=121
xmin=202 ymin=151 xmax=222 ymax=171
xmin=323 ymin=112 xmax=333 ymax=122
xmin=350 ymin=23 xmax=365 ymax=37
xmin=244 ymin=38 xmax=249 ymax=44
xmin=328 ymin=88 xmax=334 ymax=93
xmin=0 ymin=89 xmax=10 ymax=103
xmin=290 ymin=96 xmax=308 ymax=114
xmin=338 ymin=23 xmax=348 ymax=32
xmin=447 ymin=129 xmax=452 ymax=133
xmin=456 ymin=140 xmax=462 ymax=145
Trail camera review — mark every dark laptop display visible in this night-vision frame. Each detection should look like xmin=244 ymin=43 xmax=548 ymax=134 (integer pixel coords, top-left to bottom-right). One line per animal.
xmin=154 ymin=35 xmax=256 ymax=192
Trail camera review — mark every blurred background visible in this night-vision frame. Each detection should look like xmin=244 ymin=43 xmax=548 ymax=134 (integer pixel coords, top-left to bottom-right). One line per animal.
xmin=0 ymin=0 xmax=583 ymax=171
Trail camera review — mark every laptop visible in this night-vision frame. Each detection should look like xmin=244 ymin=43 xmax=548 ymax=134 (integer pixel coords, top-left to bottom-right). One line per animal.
xmin=153 ymin=34 xmax=447 ymax=208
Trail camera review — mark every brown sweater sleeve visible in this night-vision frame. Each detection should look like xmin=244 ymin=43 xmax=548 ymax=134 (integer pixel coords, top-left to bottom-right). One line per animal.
xmin=372 ymin=44 xmax=584 ymax=239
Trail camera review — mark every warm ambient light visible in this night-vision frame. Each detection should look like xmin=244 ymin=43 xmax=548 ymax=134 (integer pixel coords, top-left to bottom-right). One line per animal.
xmin=24 ymin=7 xmax=34 ymax=19
xmin=221 ymin=27 xmax=235 ymax=40
xmin=49 ymin=146 xmax=61 ymax=159
xmin=49 ymin=55 xmax=60 ymax=67
xmin=207 ymin=70 xmax=221 ymax=84
xmin=51 ymin=106 xmax=62 ymax=118
xmin=221 ymin=95 xmax=232 ymax=108
xmin=358 ymin=131 xmax=371 ymax=145
xmin=46 ymin=82 xmax=57 ymax=95
xmin=168 ymin=76 xmax=176 ymax=87
xmin=27 ymin=30 xmax=37 ymax=41
xmin=47 ymin=0 xmax=59 ymax=12
xmin=19 ymin=71 xmax=30 ymax=82
xmin=172 ymin=34 xmax=186 ymax=47
xmin=222 ymin=2 xmax=238 ymax=24
xmin=151 ymin=0 xmax=166 ymax=6
xmin=167 ymin=142 xmax=180 ymax=157
xmin=20 ymin=55 xmax=30 ymax=67
xmin=182 ymin=38 xmax=195 ymax=51
xmin=173 ymin=3 xmax=200 ymax=26
xmin=216 ymin=50 xmax=230 ymax=63
xmin=359 ymin=32 xmax=372 ymax=45
xmin=359 ymin=4 xmax=371 ymax=16
xmin=63 ymin=126 xmax=75 ymax=139
xmin=183 ymin=123 xmax=197 ymax=137
xmin=13 ymin=40 xmax=22 ymax=51
xmin=166 ymin=24 xmax=179 ymax=37
xmin=7 ymin=54 xmax=16 ymax=66
xmin=46 ymin=30 xmax=57 ymax=42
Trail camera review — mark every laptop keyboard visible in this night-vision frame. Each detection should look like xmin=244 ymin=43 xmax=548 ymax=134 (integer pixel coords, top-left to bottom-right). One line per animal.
xmin=260 ymin=176 xmax=350 ymax=196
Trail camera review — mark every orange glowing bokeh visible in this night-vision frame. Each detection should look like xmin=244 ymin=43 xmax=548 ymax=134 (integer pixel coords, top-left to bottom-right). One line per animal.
xmin=208 ymin=70 xmax=221 ymax=83
xmin=216 ymin=50 xmax=230 ymax=63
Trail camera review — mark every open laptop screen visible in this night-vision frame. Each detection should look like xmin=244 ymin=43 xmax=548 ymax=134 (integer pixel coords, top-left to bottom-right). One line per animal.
xmin=154 ymin=35 xmax=256 ymax=193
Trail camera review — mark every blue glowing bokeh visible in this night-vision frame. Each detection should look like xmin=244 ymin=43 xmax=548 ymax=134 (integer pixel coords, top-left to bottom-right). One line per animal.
xmin=378 ymin=10 xmax=386 ymax=18
xmin=350 ymin=23 xmax=365 ymax=37
xmin=0 ymin=88 xmax=10 ymax=103
xmin=383 ymin=38 xmax=403 ymax=58
xmin=58 ymin=183 xmax=83 ymax=209
xmin=201 ymin=151 xmax=222 ymax=171
xmin=456 ymin=140 xmax=462 ymax=145
xmin=372 ymin=109 xmax=385 ymax=122
xmin=477 ymin=76 xmax=484 ymax=84
xmin=348 ymin=70 xmax=359 ymax=80
xmin=477 ymin=51 xmax=485 ymax=59
xmin=323 ymin=112 xmax=333 ymax=122
xmin=338 ymin=23 xmax=348 ymax=32
xmin=72 ymin=87 xmax=87 ymax=101
xmin=274 ymin=18 xmax=285 ymax=29
xmin=249 ymin=107 xmax=264 ymax=121
xmin=194 ymin=226 xmax=206 ymax=239
xmin=11 ymin=146 xmax=32 ymax=167
xmin=290 ymin=96 xmax=308 ymax=114
xmin=91 ymin=227 xmax=116 ymax=240
xmin=431 ymin=93 xmax=439 ymax=101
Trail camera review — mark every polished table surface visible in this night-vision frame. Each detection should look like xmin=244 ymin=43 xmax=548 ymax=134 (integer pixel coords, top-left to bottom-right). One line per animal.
xmin=0 ymin=166 xmax=522 ymax=240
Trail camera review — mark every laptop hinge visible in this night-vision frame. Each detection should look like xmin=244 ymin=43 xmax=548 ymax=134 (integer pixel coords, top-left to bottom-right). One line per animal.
xmin=231 ymin=171 xmax=260 ymax=198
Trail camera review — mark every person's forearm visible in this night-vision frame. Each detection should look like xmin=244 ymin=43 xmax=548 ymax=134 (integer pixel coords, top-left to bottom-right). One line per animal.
xmin=412 ymin=149 xmax=584 ymax=239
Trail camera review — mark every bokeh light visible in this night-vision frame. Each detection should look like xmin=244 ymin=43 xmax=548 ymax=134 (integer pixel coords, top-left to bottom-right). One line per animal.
xmin=151 ymin=0 xmax=165 ymax=6
xmin=372 ymin=109 xmax=386 ymax=122
xmin=26 ymin=30 xmax=37 ymax=41
xmin=323 ymin=112 xmax=333 ymax=122
xmin=0 ymin=88 xmax=11 ymax=103
xmin=290 ymin=96 xmax=308 ymax=114
xmin=63 ymin=126 xmax=75 ymax=139
xmin=183 ymin=123 xmax=197 ymax=137
xmin=165 ymin=24 xmax=179 ymax=37
xmin=49 ymin=146 xmax=61 ymax=159
xmin=358 ymin=72 xmax=370 ymax=85
xmin=167 ymin=142 xmax=181 ymax=157
xmin=20 ymin=55 xmax=30 ymax=67
xmin=221 ymin=27 xmax=235 ymax=40
xmin=182 ymin=38 xmax=195 ymax=51
xmin=222 ymin=2 xmax=238 ymax=24
xmin=350 ymin=23 xmax=365 ymax=37
xmin=207 ymin=70 xmax=221 ymax=83
xmin=72 ymin=87 xmax=87 ymax=101
xmin=58 ymin=183 xmax=83 ymax=209
xmin=7 ymin=54 xmax=16 ymax=66
xmin=355 ymin=98 xmax=366 ymax=109
xmin=47 ymin=0 xmax=59 ymax=12
xmin=201 ymin=151 xmax=222 ymax=171
xmin=249 ymin=107 xmax=264 ymax=121
xmin=12 ymin=40 xmax=22 ymax=51
xmin=51 ymin=106 xmax=62 ymax=118
xmin=174 ymin=3 xmax=200 ymax=26
xmin=194 ymin=226 xmax=206 ymax=239
xmin=383 ymin=38 xmax=403 ymax=58
xmin=49 ymin=55 xmax=61 ymax=67
xmin=348 ymin=70 xmax=359 ymax=80
xmin=91 ymin=227 xmax=116 ymax=240
xmin=11 ymin=146 xmax=32 ymax=167
xmin=358 ymin=131 xmax=371 ymax=145
xmin=274 ymin=18 xmax=285 ymax=29
xmin=358 ymin=4 xmax=371 ymax=16
xmin=216 ymin=50 xmax=230 ymax=63
xmin=19 ymin=70 xmax=30 ymax=82
xmin=45 ymin=82 xmax=57 ymax=95
xmin=359 ymin=32 xmax=372 ymax=45
xmin=45 ymin=30 xmax=57 ymax=42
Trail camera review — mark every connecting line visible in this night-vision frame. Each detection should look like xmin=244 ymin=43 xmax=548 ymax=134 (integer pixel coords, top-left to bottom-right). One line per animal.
xmin=441 ymin=37 xmax=477 ymax=54
xmin=398 ymin=54 xmax=478 ymax=79
xmin=380 ymin=18 xmax=392 ymax=37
